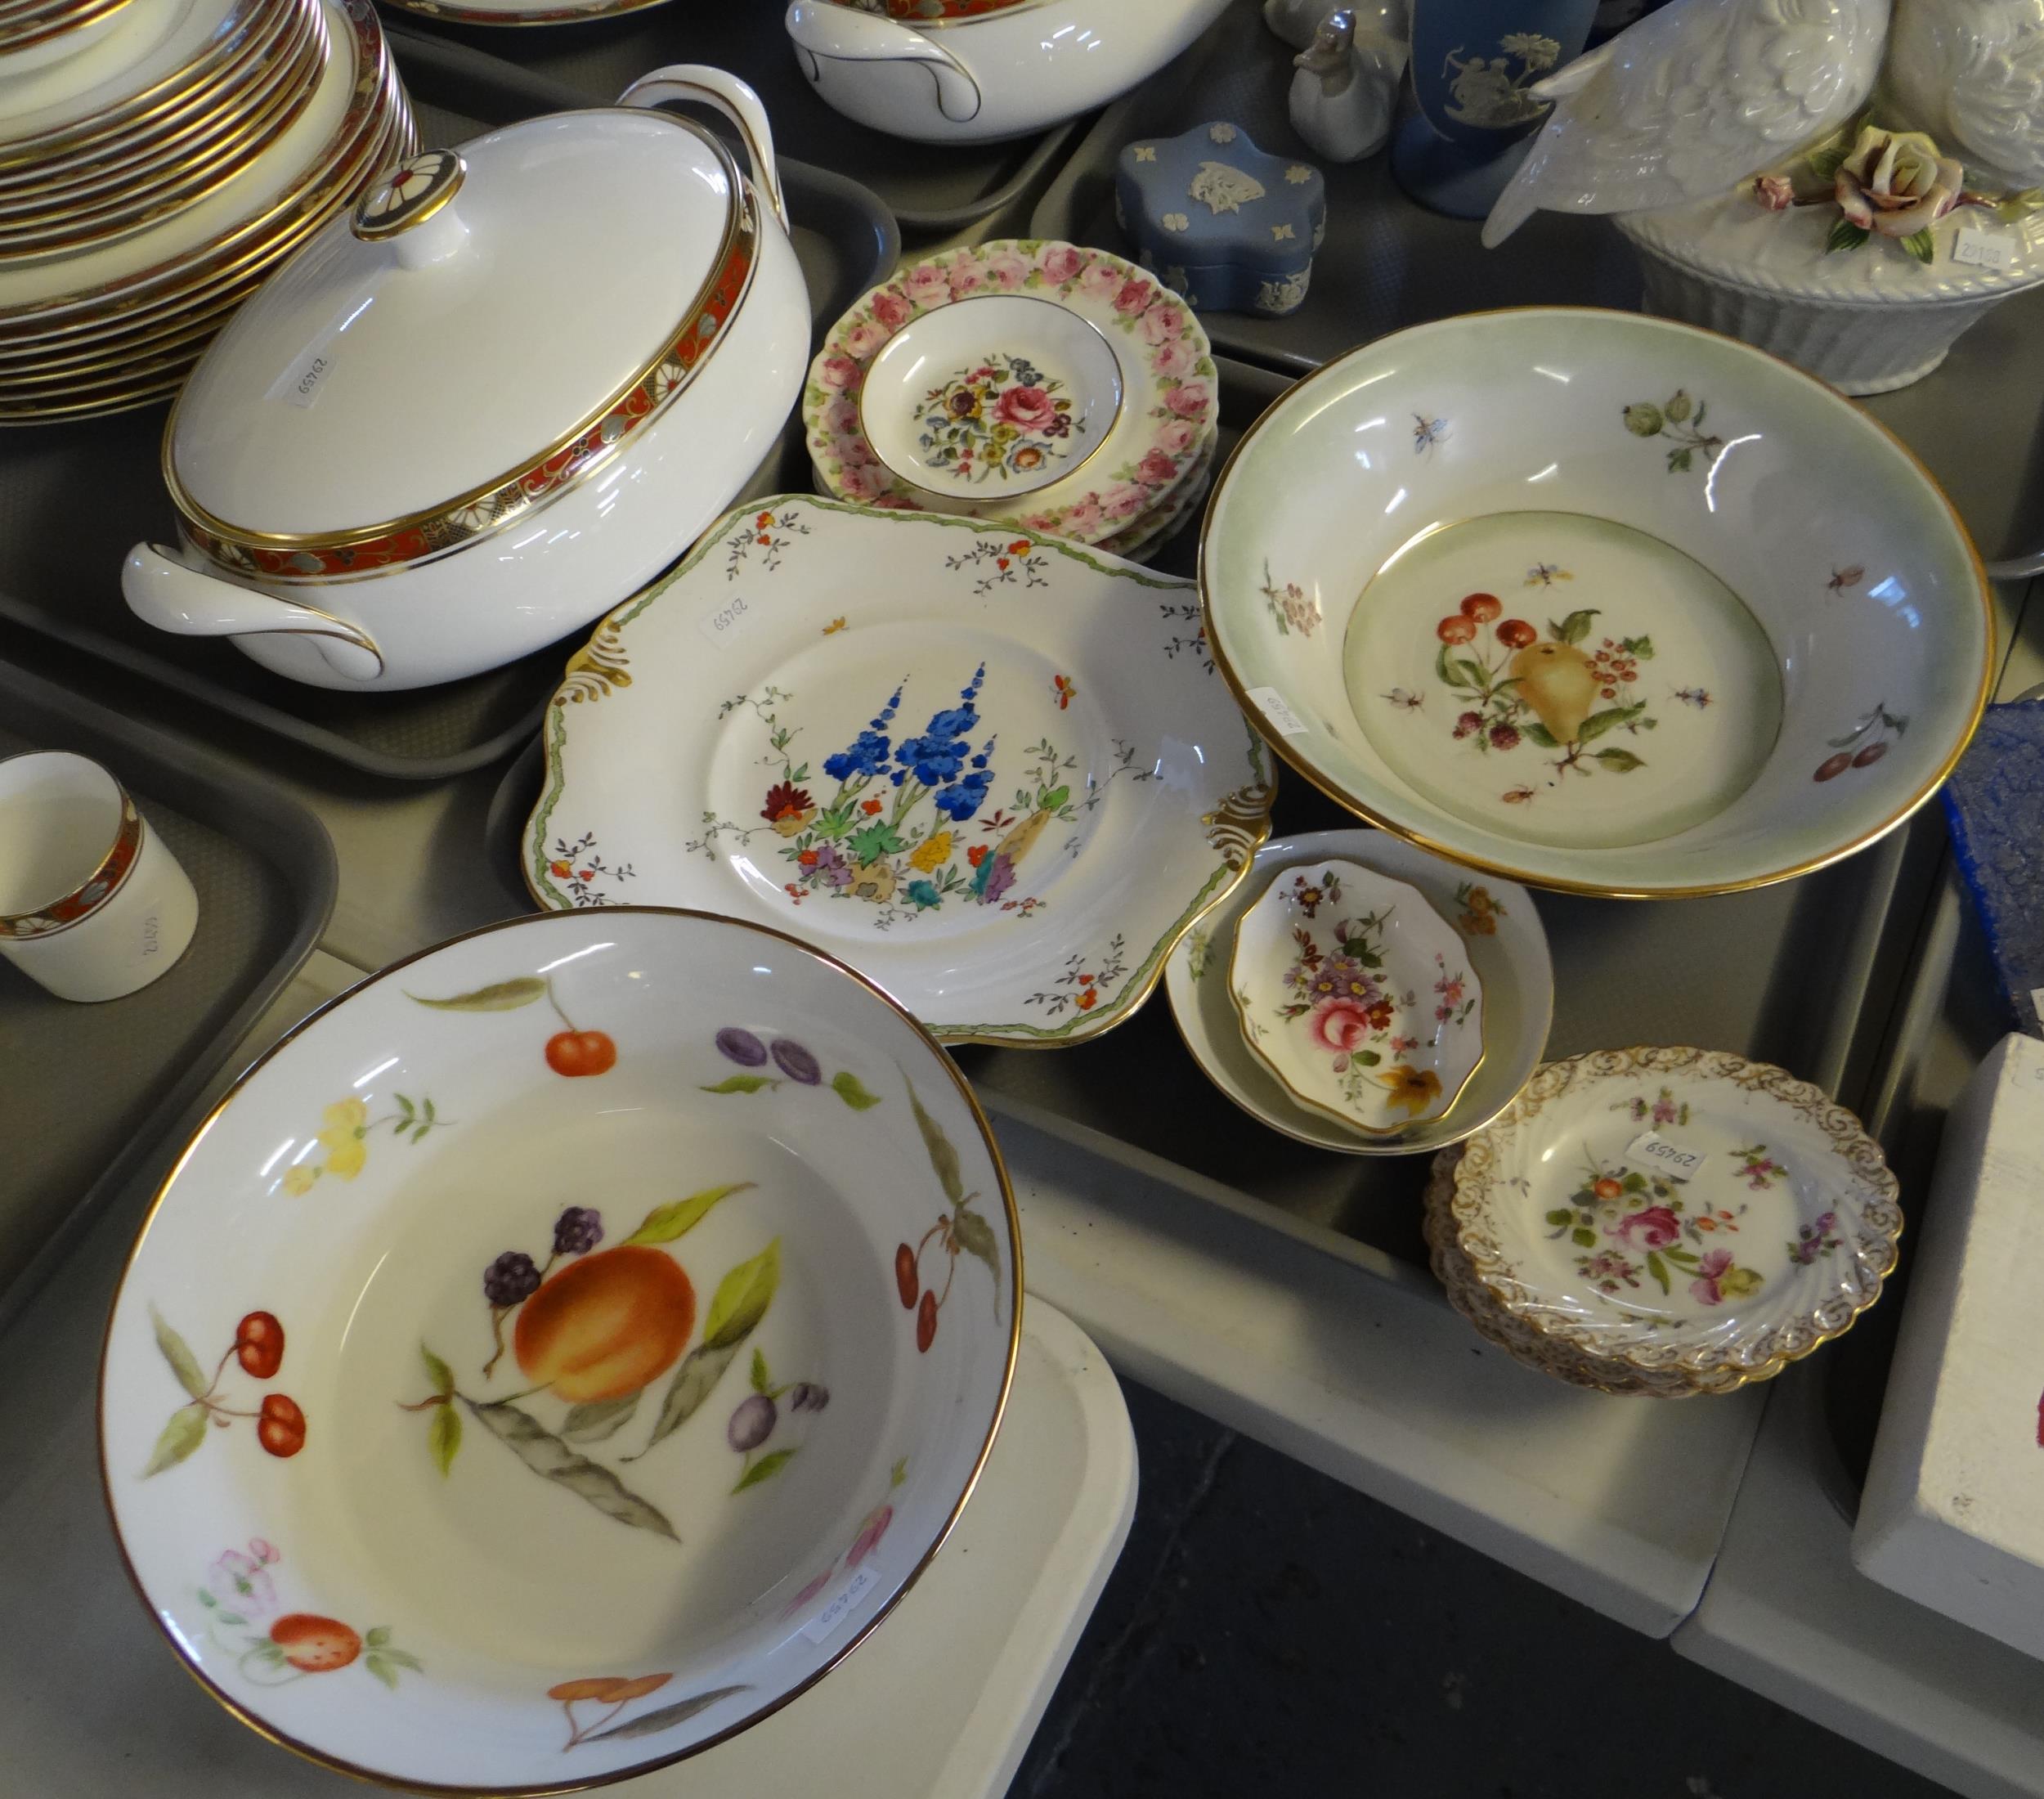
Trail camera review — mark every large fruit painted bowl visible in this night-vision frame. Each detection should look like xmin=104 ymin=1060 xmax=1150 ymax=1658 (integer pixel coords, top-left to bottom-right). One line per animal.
xmin=98 ymin=908 xmax=1018 ymax=1793
xmin=1200 ymin=307 xmax=1994 ymax=897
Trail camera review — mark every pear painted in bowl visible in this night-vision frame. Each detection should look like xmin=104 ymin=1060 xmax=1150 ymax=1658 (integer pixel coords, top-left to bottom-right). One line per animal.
xmin=1508 ymin=639 xmax=1599 ymax=744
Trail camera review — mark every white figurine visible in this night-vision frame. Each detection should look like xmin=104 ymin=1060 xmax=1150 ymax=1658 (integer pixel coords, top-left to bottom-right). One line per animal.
xmin=1289 ymin=8 xmax=1407 ymax=161
xmin=1480 ymin=0 xmax=1892 ymax=247
xmin=1882 ymin=0 xmax=2044 ymax=192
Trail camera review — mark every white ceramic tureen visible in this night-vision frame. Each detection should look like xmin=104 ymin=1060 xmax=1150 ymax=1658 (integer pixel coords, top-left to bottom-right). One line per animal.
xmin=783 ymin=0 xmax=1235 ymax=145
xmin=119 ymin=65 xmax=809 ymax=692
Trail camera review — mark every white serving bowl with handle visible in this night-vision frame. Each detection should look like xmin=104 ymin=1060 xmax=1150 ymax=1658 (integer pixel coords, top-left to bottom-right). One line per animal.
xmin=120 ymin=65 xmax=809 ymax=692
xmin=783 ymin=0 xmax=1233 ymax=144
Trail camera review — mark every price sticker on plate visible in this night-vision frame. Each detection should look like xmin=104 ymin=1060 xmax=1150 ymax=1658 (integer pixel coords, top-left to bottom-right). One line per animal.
xmin=697 ymin=590 xmax=760 ymax=650
xmin=1625 ymin=1130 xmax=1707 ymax=1182
xmin=1246 ymin=685 xmax=1310 ymax=738
xmin=799 ymin=1565 xmax=879 ymax=1644
xmin=1952 ymin=227 xmax=2017 ymax=272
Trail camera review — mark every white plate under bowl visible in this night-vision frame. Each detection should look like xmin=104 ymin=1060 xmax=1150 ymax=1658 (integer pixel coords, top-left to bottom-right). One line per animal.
xmin=1168 ymin=829 xmax=1552 ymax=1156
xmin=99 ymin=908 xmax=1020 ymax=1794
xmin=1227 ymin=857 xmax=1483 ymax=1136
xmin=526 ymin=494 xmax=1274 ymax=1047
xmin=1200 ymin=307 xmax=1993 ymax=897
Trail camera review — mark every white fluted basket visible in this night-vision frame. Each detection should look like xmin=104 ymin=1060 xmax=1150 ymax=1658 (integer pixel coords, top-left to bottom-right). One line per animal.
xmin=1618 ymin=192 xmax=2044 ymax=397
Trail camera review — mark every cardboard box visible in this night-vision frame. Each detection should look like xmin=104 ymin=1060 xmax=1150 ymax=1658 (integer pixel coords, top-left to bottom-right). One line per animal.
xmin=1854 ymin=1033 xmax=2044 ymax=1659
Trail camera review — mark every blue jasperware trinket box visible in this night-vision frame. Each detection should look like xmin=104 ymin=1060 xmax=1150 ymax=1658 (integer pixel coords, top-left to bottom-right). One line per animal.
xmin=1943 ymin=694 xmax=2044 ymax=1037
xmin=1114 ymin=123 xmax=1325 ymax=317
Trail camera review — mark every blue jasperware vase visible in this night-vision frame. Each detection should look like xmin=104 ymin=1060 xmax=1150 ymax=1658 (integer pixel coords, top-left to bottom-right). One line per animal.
xmin=1393 ymin=0 xmax=1599 ymax=218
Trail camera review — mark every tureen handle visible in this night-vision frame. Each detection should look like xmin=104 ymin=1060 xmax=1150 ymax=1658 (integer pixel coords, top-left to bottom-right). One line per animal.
xmin=121 ymin=545 xmax=385 ymax=683
xmin=617 ymin=65 xmax=791 ymax=236
xmin=782 ymin=1 xmax=984 ymax=124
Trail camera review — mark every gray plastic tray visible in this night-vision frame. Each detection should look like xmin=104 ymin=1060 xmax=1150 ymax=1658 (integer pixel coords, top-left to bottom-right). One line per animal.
xmin=947 ymin=358 xmax=1944 ymax=1267
xmin=0 ymin=40 xmax=899 ymax=783
xmin=477 ymin=352 xmax=1944 ymax=1274
xmin=0 ymin=659 xmax=337 ymax=1333
xmin=382 ymin=11 xmax=1081 ymax=234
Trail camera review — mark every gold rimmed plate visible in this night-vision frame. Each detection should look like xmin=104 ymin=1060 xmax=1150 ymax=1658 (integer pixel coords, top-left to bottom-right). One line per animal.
xmin=0 ymin=0 xmax=319 ymax=220
xmin=0 ymin=6 xmax=325 ymax=259
xmin=0 ymin=0 xmax=403 ymax=330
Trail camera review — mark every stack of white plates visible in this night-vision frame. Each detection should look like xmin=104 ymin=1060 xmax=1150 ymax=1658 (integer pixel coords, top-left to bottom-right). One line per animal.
xmin=0 ymin=0 xmax=415 ymax=422
xmin=803 ymin=239 xmax=1219 ymax=563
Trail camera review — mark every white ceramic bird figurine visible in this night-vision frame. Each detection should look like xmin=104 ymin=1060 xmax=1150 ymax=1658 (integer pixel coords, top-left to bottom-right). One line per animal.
xmin=1289 ymin=7 xmax=1407 ymax=161
xmin=1882 ymin=0 xmax=2044 ymax=192
xmin=1480 ymin=0 xmax=1892 ymax=248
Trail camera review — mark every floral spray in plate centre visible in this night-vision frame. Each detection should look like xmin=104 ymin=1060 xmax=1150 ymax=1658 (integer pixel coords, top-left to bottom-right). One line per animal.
xmin=1228 ymin=859 xmax=1484 ymax=1136
xmin=695 ymin=620 xmax=1153 ymax=939
xmin=1339 ymin=509 xmax=1783 ymax=850
xmin=320 ymin=1065 xmax=894 ymax=1674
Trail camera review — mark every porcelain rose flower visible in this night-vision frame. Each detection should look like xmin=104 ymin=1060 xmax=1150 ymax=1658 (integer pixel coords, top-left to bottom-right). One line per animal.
xmin=1834 ymin=127 xmax=1963 ymax=240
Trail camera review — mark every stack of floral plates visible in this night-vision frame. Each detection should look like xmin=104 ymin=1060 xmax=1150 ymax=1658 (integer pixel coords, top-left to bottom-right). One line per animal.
xmin=0 ymin=0 xmax=414 ymax=422
xmin=1426 ymin=1046 xmax=1904 ymax=1396
xmin=804 ymin=240 xmax=1218 ymax=563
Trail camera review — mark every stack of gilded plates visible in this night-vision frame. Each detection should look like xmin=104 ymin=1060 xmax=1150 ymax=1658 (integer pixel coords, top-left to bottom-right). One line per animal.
xmin=804 ymin=240 xmax=1219 ymax=564
xmin=0 ymin=0 xmax=415 ymax=422
xmin=1423 ymin=1047 xmax=1905 ymax=1397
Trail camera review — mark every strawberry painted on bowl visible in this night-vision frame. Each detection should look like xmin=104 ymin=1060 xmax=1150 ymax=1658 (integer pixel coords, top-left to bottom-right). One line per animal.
xmin=98 ymin=908 xmax=1019 ymax=1793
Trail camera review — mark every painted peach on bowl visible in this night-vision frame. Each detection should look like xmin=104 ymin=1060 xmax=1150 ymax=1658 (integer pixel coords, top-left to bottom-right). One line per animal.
xmin=513 ymin=1245 xmax=697 ymax=1403
xmin=99 ymin=908 xmax=1019 ymax=1794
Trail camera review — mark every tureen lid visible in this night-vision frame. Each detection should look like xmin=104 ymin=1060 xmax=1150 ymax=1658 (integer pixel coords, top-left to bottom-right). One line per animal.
xmin=165 ymin=105 xmax=762 ymax=564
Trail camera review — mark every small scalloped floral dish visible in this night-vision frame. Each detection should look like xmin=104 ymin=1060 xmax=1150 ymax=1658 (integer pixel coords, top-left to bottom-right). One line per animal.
xmin=1448 ymin=1045 xmax=1903 ymax=1390
xmin=1227 ymin=858 xmax=1482 ymax=1135
xmin=99 ymin=908 xmax=1019 ymax=1793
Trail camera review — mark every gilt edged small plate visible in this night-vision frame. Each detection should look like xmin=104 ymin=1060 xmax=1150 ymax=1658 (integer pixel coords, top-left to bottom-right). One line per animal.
xmin=1227 ymin=858 xmax=1482 ymax=1135
xmin=527 ymin=495 xmax=1274 ymax=1045
xmin=1449 ymin=1045 xmax=1903 ymax=1389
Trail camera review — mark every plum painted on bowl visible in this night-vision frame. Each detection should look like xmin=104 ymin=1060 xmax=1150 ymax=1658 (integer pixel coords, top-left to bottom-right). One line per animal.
xmin=98 ymin=907 xmax=1018 ymax=1794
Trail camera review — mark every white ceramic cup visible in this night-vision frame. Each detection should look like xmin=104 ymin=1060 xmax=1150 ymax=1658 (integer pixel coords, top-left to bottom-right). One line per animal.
xmin=0 ymin=751 xmax=197 ymax=1002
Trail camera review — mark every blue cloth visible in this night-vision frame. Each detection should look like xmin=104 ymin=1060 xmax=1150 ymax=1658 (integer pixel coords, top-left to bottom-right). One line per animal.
xmin=1943 ymin=695 xmax=2044 ymax=1036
